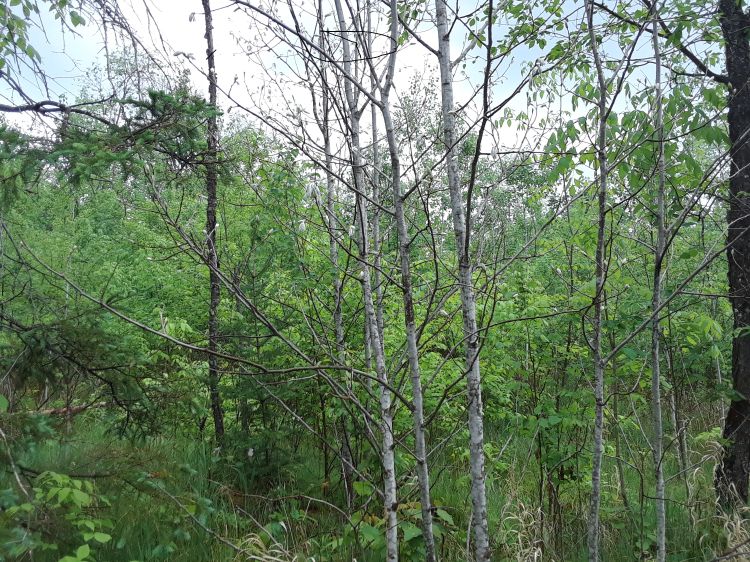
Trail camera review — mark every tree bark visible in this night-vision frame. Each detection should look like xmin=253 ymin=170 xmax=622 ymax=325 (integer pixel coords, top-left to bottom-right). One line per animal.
xmin=650 ymin=6 xmax=667 ymax=558
xmin=202 ymin=0 xmax=225 ymax=444
xmin=434 ymin=1 xmax=490 ymax=558
xmin=716 ymin=0 xmax=750 ymax=507
xmin=585 ymin=0 xmax=608 ymax=558
xmin=378 ymin=1 xmax=436 ymax=558
xmin=712 ymin=298 xmax=727 ymax=422
xmin=315 ymin=13 xmax=356 ymax=511
xmin=332 ymin=1 xmax=398 ymax=558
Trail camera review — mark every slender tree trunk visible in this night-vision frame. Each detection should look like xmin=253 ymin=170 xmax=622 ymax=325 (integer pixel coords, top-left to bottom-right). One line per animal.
xmin=378 ymin=1 xmax=436 ymax=557
xmin=613 ymin=381 xmax=629 ymax=508
xmin=316 ymin=16 xmax=356 ymax=510
xmin=712 ymin=298 xmax=727 ymax=422
xmin=333 ymin=2 xmax=398 ymax=558
xmin=716 ymin=0 xmax=750 ymax=507
xmin=364 ymin=312 xmax=373 ymax=371
xmin=371 ymin=135 xmax=385 ymax=348
xmin=434 ymin=2 xmax=490 ymax=558
xmin=650 ymin=7 xmax=667 ymax=559
xmin=367 ymin=5 xmax=385 ymax=352
xmin=324 ymin=133 xmax=344 ymax=366
xmin=367 ymin=1 xmax=384 ymax=385
xmin=202 ymin=0 xmax=224 ymax=444
xmin=328 ymin=124 xmax=356 ymax=511
xmin=327 ymin=156 xmax=355 ymax=508
xmin=357 ymin=195 xmax=399 ymax=562
xmin=585 ymin=0 xmax=608 ymax=558
xmin=664 ymin=346 xmax=689 ymax=498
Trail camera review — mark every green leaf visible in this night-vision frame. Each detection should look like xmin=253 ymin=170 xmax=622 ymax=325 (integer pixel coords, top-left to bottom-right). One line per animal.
xmin=70 ymin=489 xmax=90 ymax=506
xmin=0 ymin=394 xmax=8 ymax=412
xmin=359 ymin=523 xmax=381 ymax=546
xmin=352 ymin=481 xmax=374 ymax=497
xmin=93 ymin=532 xmax=112 ymax=543
xmin=76 ymin=544 xmax=90 ymax=560
xmin=402 ymin=522 xmax=422 ymax=542
xmin=435 ymin=508 xmax=454 ymax=526
xmin=69 ymin=10 xmax=85 ymax=26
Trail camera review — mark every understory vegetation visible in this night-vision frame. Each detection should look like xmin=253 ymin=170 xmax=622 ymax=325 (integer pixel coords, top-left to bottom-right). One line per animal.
xmin=2 ymin=0 xmax=750 ymax=561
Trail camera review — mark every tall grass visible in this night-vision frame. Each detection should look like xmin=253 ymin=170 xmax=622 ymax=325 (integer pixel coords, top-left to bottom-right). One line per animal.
xmin=2 ymin=414 xmax=744 ymax=561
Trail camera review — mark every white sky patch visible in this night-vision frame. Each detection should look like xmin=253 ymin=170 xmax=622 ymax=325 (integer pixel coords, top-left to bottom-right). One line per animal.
xmin=2 ymin=1 xmax=535 ymax=136
xmin=0 ymin=0 xmax=701 ymax=189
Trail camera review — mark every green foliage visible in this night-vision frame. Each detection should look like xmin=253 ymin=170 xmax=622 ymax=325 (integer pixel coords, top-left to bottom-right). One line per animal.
xmin=0 ymin=0 xmax=741 ymax=559
xmin=0 ymin=470 xmax=112 ymax=561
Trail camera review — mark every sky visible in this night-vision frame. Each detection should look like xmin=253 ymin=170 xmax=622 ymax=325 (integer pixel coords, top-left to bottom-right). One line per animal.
xmin=0 ymin=0 xmax=663 ymax=160
xmin=3 ymin=0 xmax=539 ymax=132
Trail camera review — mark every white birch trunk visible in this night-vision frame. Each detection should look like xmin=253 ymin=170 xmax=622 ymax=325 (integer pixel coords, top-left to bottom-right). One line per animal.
xmin=324 ymin=76 xmax=355 ymax=512
xmin=378 ymin=1 xmax=436 ymax=558
xmin=651 ymin=7 xmax=667 ymax=561
xmin=585 ymin=0 xmax=608 ymax=559
xmin=333 ymin=1 xmax=398 ymax=558
xmin=357 ymin=194 xmax=399 ymax=562
xmin=434 ymin=1 xmax=490 ymax=559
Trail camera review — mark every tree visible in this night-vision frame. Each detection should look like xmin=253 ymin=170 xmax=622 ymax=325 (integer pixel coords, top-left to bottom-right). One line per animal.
xmin=3 ymin=0 xmax=750 ymax=560
xmin=649 ymin=3 xmax=667 ymax=558
xmin=201 ymin=0 xmax=225 ymax=444
xmin=716 ymin=0 xmax=750 ymax=506
xmin=434 ymin=1 xmax=491 ymax=558
xmin=583 ymin=1 xmax=610 ymax=558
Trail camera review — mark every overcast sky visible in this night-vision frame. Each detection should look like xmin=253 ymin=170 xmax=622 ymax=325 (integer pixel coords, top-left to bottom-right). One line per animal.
xmin=2 ymin=0 xmax=612 ymax=156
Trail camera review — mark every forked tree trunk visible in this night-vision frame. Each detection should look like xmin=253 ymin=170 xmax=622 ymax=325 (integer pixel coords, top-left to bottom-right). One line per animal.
xmin=333 ymin=1 xmax=398 ymax=558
